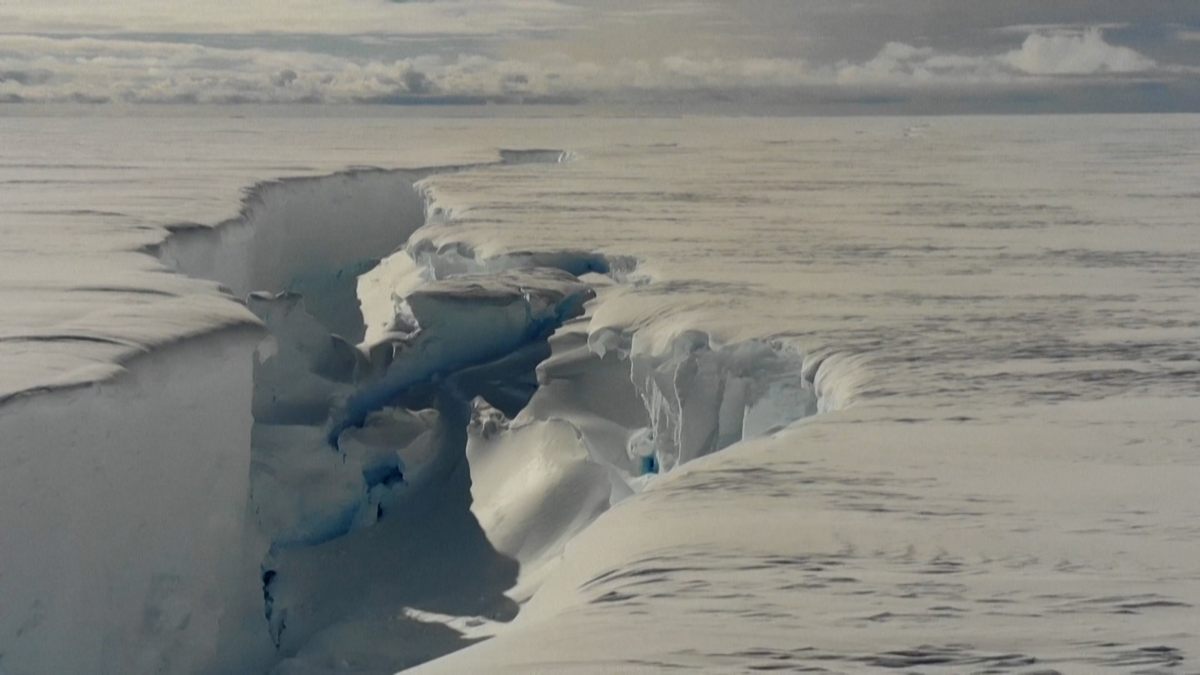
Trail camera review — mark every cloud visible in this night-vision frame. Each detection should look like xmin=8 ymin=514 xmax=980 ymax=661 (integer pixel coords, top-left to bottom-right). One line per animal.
xmin=0 ymin=27 xmax=1183 ymax=107
xmin=836 ymin=42 xmax=1003 ymax=85
xmin=836 ymin=27 xmax=1162 ymax=87
xmin=1005 ymin=28 xmax=1156 ymax=74
xmin=0 ymin=69 xmax=53 ymax=85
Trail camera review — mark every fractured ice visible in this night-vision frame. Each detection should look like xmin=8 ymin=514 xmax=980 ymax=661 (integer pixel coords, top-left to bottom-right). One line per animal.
xmin=249 ymin=269 xmax=595 ymax=552
xmin=327 ymin=268 xmax=596 ymax=447
xmin=129 ymin=157 xmax=823 ymax=672
xmin=404 ymin=239 xmax=638 ymax=286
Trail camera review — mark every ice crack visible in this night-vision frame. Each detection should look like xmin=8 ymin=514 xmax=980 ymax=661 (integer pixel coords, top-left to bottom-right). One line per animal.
xmin=145 ymin=151 xmax=824 ymax=674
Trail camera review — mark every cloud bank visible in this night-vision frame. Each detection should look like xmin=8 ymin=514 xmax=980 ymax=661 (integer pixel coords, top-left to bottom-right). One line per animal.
xmin=0 ymin=26 xmax=1182 ymax=107
xmin=2 ymin=0 xmax=1198 ymax=111
xmin=838 ymin=27 xmax=1161 ymax=86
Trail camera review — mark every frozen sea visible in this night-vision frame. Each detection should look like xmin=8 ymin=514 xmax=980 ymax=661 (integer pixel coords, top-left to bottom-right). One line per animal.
xmin=0 ymin=112 xmax=1198 ymax=675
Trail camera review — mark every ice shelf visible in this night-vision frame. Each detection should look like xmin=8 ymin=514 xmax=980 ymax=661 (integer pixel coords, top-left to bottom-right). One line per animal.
xmin=0 ymin=150 xmax=822 ymax=675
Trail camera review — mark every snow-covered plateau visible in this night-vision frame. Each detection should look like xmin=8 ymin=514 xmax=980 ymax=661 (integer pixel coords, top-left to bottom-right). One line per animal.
xmin=0 ymin=114 xmax=1198 ymax=675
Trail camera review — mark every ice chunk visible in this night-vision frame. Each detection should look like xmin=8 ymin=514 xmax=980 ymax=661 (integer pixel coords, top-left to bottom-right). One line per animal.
xmin=404 ymin=241 xmax=636 ymax=283
xmin=626 ymin=331 xmax=816 ymax=473
xmin=627 ymin=427 xmax=658 ymax=474
xmin=329 ymin=268 xmax=595 ymax=446
xmin=360 ymin=243 xmax=637 ymax=342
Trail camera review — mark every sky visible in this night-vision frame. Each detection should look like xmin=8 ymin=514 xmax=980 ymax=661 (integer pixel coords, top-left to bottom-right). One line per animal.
xmin=2 ymin=0 xmax=1200 ymax=112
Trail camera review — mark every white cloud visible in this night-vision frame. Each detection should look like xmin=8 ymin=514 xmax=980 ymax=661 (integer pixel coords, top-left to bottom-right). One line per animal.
xmin=835 ymin=27 xmax=1160 ymax=87
xmin=657 ymin=56 xmax=811 ymax=88
xmin=836 ymin=42 xmax=1003 ymax=85
xmin=0 ymin=27 xmax=1174 ymax=106
xmin=0 ymin=35 xmax=826 ymax=104
xmin=1005 ymin=28 xmax=1156 ymax=75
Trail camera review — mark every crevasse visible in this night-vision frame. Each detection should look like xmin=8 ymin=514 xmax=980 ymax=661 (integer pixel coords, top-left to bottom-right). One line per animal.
xmin=145 ymin=151 xmax=825 ymax=674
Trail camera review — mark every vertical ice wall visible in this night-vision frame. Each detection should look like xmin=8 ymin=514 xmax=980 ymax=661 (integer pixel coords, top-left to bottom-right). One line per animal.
xmin=0 ymin=325 xmax=263 ymax=675
xmin=623 ymin=330 xmax=820 ymax=473
xmin=156 ymin=169 xmax=429 ymax=343
xmin=0 ymin=167 xmax=433 ymax=675
xmin=154 ymin=167 xmax=456 ymax=670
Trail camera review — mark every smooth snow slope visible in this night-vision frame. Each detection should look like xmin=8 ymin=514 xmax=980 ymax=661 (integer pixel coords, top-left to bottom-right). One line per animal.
xmin=0 ymin=114 xmax=1198 ymax=675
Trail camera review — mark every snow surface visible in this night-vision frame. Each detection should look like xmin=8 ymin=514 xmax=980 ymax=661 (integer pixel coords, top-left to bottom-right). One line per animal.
xmin=1 ymin=114 xmax=1199 ymax=675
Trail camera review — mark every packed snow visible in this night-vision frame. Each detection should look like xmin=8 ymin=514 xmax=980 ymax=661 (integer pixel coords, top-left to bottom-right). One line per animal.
xmin=0 ymin=114 xmax=1198 ymax=675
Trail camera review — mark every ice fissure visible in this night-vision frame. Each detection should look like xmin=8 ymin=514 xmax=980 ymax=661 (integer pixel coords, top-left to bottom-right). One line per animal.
xmin=143 ymin=152 xmax=822 ymax=674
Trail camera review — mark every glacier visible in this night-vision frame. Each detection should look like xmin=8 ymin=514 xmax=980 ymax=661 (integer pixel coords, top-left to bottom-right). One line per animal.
xmin=2 ymin=115 xmax=1199 ymax=675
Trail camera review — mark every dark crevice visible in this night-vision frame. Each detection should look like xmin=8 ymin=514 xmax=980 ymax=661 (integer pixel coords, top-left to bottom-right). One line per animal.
xmin=156 ymin=150 xmax=586 ymax=674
